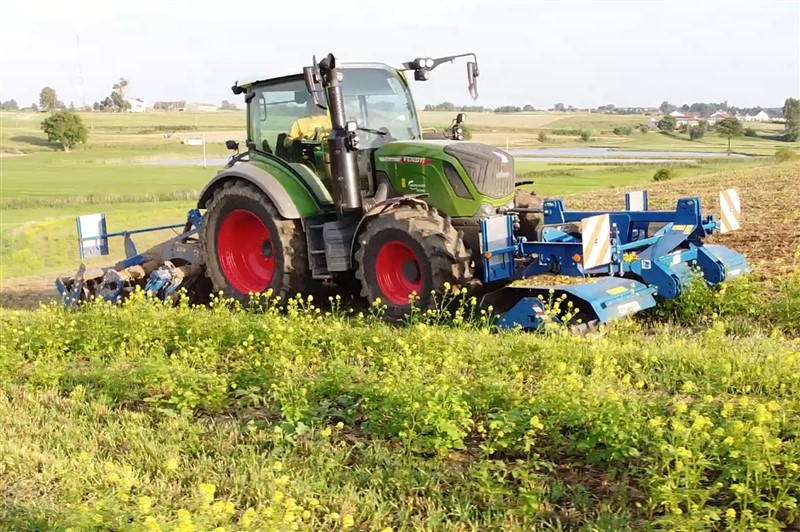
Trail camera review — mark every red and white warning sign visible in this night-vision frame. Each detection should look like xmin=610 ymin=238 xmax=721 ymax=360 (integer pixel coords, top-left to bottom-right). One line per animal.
xmin=719 ymin=188 xmax=741 ymax=234
xmin=581 ymin=213 xmax=612 ymax=269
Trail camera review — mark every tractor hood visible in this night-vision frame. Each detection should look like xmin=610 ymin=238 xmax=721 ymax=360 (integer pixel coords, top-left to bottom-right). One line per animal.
xmin=375 ymin=140 xmax=515 ymax=200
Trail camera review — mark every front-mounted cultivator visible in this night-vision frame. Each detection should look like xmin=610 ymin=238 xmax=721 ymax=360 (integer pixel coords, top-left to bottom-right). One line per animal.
xmin=478 ymin=188 xmax=749 ymax=331
xmin=54 ymin=51 xmax=749 ymax=332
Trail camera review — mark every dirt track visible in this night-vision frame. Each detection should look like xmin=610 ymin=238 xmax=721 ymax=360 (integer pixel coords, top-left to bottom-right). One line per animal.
xmin=0 ymin=276 xmax=59 ymax=310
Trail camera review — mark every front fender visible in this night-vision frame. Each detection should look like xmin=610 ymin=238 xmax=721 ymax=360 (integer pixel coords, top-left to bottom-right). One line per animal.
xmin=197 ymin=162 xmax=322 ymax=219
xmin=349 ymin=196 xmax=429 ymax=260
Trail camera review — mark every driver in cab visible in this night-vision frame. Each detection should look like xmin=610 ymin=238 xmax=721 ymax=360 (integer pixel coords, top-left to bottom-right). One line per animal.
xmin=284 ymin=96 xmax=331 ymax=149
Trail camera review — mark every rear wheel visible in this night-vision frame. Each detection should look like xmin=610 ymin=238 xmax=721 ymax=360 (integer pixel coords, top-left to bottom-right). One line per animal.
xmin=200 ymin=181 xmax=309 ymax=304
xmin=354 ymin=204 xmax=473 ymax=320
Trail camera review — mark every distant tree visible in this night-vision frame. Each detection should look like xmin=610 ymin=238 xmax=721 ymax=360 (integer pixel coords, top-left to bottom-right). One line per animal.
xmin=657 ymin=115 xmax=676 ymax=133
xmin=680 ymin=103 xmax=690 ymax=112
xmin=494 ymin=105 xmax=522 ymax=113
xmin=554 ymin=102 xmax=565 ymax=112
xmin=639 ymin=124 xmax=649 ymax=133
xmin=659 ymin=101 xmax=676 ymax=114
xmin=56 ymin=100 xmax=66 ymax=110
xmin=69 ymin=101 xmax=75 ymax=111
xmin=522 ymin=104 xmax=535 ymax=112
xmin=537 ymin=131 xmax=549 ymax=143
xmin=689 ymin=126 xmax=704 ymax=140
xmin=110 ymin=78 xmax=131 ymax=111
xmin=744 ymin=127 xmax=758 ymax=137
xmin=29 ymin=102 xmax=38 ymax=112
xmin=579 ymin=130 xmax=592 ymax=141
xmin=93 ymin=101 xmax=100 ymax=111
xmin=40 ymin=110 xmax=88 ymax=151
xmin=0 ymin=99 xmax=18 ymax=110
xmin=717 ymin=117 xmax=743 ymax=154
xmin=783 ymin=97 xmax=800 ymax=142
xmin=698 ymin=119 xmax=709 ymax=133
xmin=219 ymin=99 xmax=238 ymax=111
xmin=39 ymin=86 xmax=58 ymax=111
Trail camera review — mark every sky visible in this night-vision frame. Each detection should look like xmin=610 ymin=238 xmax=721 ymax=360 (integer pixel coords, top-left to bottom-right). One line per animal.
xmin=1 ymin=0 xmax=798 ymax=110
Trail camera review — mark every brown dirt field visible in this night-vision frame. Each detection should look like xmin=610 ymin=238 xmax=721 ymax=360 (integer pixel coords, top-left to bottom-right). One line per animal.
xmin=0 ymin=276 xmax=58 ymax=310
xmin=562 ymin=161 xmax=800 ymax=278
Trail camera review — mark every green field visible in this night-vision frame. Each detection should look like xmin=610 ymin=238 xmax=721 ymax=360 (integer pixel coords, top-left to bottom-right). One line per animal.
xmin=1 ymin=109 xmax=799 ymax=530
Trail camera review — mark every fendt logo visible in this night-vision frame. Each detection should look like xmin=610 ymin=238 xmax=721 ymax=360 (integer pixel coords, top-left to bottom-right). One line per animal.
xmin=378 ymin=156 xmax=431 ymax=165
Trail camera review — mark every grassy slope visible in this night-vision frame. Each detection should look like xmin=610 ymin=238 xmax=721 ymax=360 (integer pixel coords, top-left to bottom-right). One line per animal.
xmin=0 ymin=288 xmax=798 ymax=531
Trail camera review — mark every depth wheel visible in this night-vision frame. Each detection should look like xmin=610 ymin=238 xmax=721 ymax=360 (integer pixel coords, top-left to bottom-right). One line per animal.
xmin=354 ymin=204 xmax=473 ymax=320
xmin=200 ymin=180 xmax=309 ymax=304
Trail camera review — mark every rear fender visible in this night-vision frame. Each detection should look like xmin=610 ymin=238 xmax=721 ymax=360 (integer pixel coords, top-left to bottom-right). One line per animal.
xmin=197 ymin=162 xmax=320 ymax=219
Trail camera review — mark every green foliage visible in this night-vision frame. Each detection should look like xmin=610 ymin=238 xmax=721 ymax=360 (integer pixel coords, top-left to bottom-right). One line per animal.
xmin=657 ymin=115 xmax=676 ymax=133
xmin=775 ymin=147 xmax=798 ymax=162
xmin=219 ymin=100 xmax=238 ymax=111
xmin=579 ymin=130 xmax=592 ymax=141
xmin=717 ymin=117 xmax=743 ymax=154
xmin=39 ymin=86 xmax=58 ymax=111
xmin=744 ymin=127 xmax=758 ymax=137
xmin=653 ymin=168 xmax=675 ymax=181
xmin=550 ymin=128 xmax=583 ymax=136
xmin=0 ymin=99 xmax=18 ymax=110
xmin=537 ymin=130 xmax=549 ymax=143
xmin=689 ymin=126 xmax=705 ymax=140
xmin=659 ymin=101 xmax=676 ymax=114
xmin=40 ymin=111 xmax=88 ymax=151
xmin=638 ymin=124 xmax=650 ymax=133
xmin=612 ymin=126 xmax=633 ymax=136
xmin=784 ymin=97 xmax=800 ymax=142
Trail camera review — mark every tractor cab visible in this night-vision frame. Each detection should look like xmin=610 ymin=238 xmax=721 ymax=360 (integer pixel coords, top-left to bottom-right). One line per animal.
xmin=237 ymin=63 xmax=424 ymax=200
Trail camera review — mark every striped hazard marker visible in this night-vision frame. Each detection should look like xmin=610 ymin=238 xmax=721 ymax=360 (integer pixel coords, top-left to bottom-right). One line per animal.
xmin=719 ymin=188 xmax=741 ymax=234
xmin=581 ymin=214 xmax=612 ymax=270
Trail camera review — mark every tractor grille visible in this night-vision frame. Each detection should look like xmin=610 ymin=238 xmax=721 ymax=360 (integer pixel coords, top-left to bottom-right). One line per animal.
xmin=443 ymin=143 xmax=515 ymax=199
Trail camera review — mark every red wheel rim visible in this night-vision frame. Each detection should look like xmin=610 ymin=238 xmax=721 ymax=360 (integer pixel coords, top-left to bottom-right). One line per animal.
xmin=217 ymin=209 xmax=275 ymax=294
xmin=374 ymin=240 xmax=422 ymax=306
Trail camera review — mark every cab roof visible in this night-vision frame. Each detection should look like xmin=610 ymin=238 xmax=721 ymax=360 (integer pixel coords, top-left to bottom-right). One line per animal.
xmin=233 ymin=62 xmax=403 ymax=92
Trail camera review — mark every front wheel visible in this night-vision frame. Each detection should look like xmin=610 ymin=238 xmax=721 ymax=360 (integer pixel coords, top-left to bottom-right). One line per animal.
xmin=354 ymin=204 xmax=473 ymax=320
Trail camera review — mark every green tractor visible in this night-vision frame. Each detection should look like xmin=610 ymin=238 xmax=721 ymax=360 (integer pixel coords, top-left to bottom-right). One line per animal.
xmin=199 ymin=52 xmax=537 ymax=317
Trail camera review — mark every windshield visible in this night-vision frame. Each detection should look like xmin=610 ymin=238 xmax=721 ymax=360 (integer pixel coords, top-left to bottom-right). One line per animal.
xmin=341 ymin=66 xmax=420 ymax=148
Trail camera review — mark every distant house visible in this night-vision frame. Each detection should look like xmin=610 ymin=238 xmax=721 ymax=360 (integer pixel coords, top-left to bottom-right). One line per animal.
xmin=764 ymin=108 xmax=785 ymax=122
xmin=669 ymin=111 xmax=698 ymax=127
xmin=708 ymin=110 xmax=732 ymax=124
xmin=744 ymin=109 xmax=770 ymax=122
xmin=128 ymin=98 xmax=148 ymax=113
xmin=154 ymin=100 xmax=187 ymax=111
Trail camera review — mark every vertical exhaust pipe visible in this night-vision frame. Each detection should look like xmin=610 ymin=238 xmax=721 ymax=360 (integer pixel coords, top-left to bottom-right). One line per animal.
xmin=317 ymin=54 xmax=362 ymax=217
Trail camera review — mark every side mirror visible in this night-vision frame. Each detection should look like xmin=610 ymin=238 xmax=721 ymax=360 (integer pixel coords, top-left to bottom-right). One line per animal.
xmin=225 ymin=140 xmax=238 ymax=151
xmin=467 ymin=62 xmax=479 ymax=100
xmin=456 ymin=113 xmax=466 ymax=124
xmin=303 ymin=62 xmax=328 ymax=110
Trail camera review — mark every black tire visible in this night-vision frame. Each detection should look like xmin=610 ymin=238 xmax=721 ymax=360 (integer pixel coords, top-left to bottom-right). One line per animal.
xmin=514 ymin=189 xmax=544 ymax=241
xmin=200 ymin=180 xmax=309 ymax=304
xmin=354 ymin=204 xmax=473 ymax=320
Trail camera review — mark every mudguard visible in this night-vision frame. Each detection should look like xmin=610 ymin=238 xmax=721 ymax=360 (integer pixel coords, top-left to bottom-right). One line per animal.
xmin=197 ymin=161 xmax=322 ymax=219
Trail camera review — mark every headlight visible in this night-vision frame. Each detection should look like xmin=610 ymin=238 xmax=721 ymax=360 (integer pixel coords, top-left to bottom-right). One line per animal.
xmin=425 ymin=58 xmax=434 ymax=68
xmin=480 ymin=203 xmax=494 ymax=216
xmin=506 ymin=199 xmax=515 ymax=210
